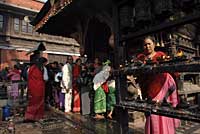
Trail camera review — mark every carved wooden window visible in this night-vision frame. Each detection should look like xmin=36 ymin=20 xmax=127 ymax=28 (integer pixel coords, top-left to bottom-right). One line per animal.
xmin=14 ymin=18 xmax=20 ymax=32
xmin=22 ymin=20 xmax=28 ymax=33
xmin=28 ymin=23 xmax=33 ymax=33
xmin=0 ymin=14 xmax=3 ymax=32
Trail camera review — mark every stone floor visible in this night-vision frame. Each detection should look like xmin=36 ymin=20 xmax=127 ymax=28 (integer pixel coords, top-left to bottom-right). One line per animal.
xmin=129 ymin=118 xmax=200 ymax=134
xmin=1 ymin=107 xmax=200 ymax=134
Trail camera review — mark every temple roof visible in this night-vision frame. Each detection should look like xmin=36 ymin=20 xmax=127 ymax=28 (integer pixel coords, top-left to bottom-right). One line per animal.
xmin=31 ymin=0 xmax=112 ymax=36
xmin=0 ymin=0 xmax=44 ymax=12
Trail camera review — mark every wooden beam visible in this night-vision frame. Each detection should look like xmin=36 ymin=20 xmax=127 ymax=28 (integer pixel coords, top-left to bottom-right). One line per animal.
xmin=121 ymin=13 xmax=200 ymax=42
xmin=116 ymin=0 xmax=130 ymax=7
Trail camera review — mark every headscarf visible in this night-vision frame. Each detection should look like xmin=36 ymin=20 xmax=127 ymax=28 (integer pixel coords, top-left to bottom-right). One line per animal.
xmin=93 ymin=65 xmax=111 ymax=90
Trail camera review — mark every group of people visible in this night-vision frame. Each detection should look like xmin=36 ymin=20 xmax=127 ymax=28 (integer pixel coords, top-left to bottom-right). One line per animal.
xmin=24 ymin=54 xmax=117 ymax=122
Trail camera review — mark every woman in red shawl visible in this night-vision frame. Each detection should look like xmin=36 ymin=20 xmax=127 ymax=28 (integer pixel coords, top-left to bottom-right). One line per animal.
xmin=24 ymin=57 xmax=48 ymax=122
xmin=72 ymin=58 xmax=82 ymax=112
xmin=137 ymin=36 xmax=180 ymax=134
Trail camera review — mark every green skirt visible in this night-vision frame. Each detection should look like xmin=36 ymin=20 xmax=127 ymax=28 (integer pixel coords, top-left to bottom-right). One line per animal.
xmin=94 ymin=87 xmax=106 ymax=114
xmin=107 ymin=87 xmax=116 ymax=111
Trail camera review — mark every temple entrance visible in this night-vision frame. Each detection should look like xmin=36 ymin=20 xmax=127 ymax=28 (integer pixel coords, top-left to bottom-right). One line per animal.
xmin=85 ymin=17 xmax=112 ymax=62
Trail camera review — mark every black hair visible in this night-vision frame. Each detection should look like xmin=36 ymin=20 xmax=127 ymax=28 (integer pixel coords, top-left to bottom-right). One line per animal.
xmin=59 ymin=63 xmax=64 ymax=66
xmin=53 ymin=61 xmax=59 ymax=66
xmin=35 ymin=57 xmax=48 ymax=72
xmin=14 ymin=64 xmax=19 ymax=69
xmin=75 ymin=58 xmax=81 ymax=63
xmin=66 ymin=55 xmax=73 ymax=63
xmin=143 ymin=35 xmax=156 ymax=43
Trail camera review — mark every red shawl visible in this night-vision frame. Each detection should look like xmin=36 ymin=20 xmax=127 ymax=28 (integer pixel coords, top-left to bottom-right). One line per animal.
xmin=137 ymin=51 xmax=168 ymax=98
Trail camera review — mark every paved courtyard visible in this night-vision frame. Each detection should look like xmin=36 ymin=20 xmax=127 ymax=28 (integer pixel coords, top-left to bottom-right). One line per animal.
xmin=1 ymin=107 xmax=200 ymax=134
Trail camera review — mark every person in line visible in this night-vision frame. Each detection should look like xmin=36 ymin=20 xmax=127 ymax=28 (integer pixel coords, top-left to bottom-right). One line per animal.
xmin=54 ymin=63 xmax=63 ymax=109
xmin=7 ymin=65 xmax=21 ymax=105
xmin=93 ymin=60 xmax=111 ymax=119
xmin=78 ymin=63 xmax=92 ymax=115
xmin=57 ymin=63 xmax=65 ymax=111
xmin=93 ymin=57 xmax=102 ymax=75
xmin=24 ymin=57 xmax=48 ymax=122
xmin=137 ymin=36 xmax=180 ymax=134
xmin=72 ymin=58 xmax=82 ymax=112
xmin=61 ymin=56 xmax=73 ymax=113
xmin=45 ymin=62 xmax=56 ymax=108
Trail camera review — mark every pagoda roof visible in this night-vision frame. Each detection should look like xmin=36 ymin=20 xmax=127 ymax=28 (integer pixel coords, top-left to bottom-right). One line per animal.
xmin=31 ymin=0 xmax=112 ymax=36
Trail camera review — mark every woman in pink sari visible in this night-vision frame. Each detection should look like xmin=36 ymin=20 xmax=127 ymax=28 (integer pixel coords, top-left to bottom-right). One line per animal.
xmin=137 ymin=36 xmax=180 ymax=134
xmin=24 ymin=57 xmax=48 ymax=122
xmin=7 ymin=65 xmax=21 ymax=100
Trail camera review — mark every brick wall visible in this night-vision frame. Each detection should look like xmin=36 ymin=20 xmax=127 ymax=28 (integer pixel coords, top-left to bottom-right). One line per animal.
xmin=4 ymin=0 xmax=44 ymax=11
xmin=0 ymin=49 xmax=48 ymax=70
